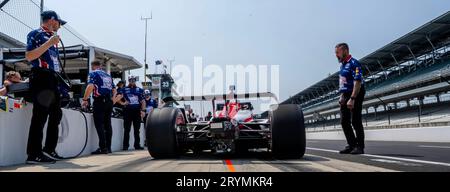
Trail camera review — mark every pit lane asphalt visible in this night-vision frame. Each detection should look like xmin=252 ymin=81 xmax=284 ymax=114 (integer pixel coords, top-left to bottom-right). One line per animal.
xmin=2 ymin=140 xmax=450 ymax=172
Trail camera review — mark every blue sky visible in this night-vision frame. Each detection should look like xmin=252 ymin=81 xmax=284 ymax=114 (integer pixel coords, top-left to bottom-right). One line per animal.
xmin=45 ymin=0 xmax=450 ymax=101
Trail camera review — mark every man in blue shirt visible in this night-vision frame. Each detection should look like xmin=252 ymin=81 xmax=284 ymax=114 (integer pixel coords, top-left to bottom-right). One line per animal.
xmin=142 ymin=90 xmax=157 ymax=147
xmin=25 ymin=10 xmax=67 ymax=164
xmin=0 ymin=71 xmax=25 ymax=96
xmin=142 ymin=90 xmax=158 ymax=125
xmin=82 ymin=61 xmax=117 ymax=154
xmin=117 ymin=76 xmax=146 ymax=150
xmin=336 ymin=43 xmax=366 ymax=155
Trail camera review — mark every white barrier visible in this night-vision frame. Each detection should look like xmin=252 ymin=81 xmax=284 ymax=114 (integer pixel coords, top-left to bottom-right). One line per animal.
xmin=0 ymin=104 xmax=145 ymax=167
xmin=307 ymin=126 xmax=450 ymax=143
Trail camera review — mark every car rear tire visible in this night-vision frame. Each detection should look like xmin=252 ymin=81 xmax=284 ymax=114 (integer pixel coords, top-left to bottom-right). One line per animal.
xmin=146 ymin=107 xmax=180 ymax=159
xmin=270 ymin=104 xmax=306 ymax=159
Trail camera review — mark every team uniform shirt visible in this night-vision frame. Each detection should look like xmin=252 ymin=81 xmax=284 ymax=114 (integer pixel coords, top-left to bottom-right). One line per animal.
xmin=26 ymin=27 xmax=61 ymax=72
xmin=119 ymin=86 xmax=144 ymax=110
xmin=144 ymin=98 xmax=158 ymax=114
xmin=339 ymin=56 xmax=364 ymax=93
xmin=88 ymin=69 xmax=115 ymax=98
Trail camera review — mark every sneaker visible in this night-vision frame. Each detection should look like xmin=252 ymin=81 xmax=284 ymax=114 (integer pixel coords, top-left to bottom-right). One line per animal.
xmin=339 ymin=146 xmax=354 ymax=154
xmin=26 ymin=155 xmax=56 ymax=164
xmin=350 ymin=147 xmax=365 ymax=155
xmin=107 ymin=148 xmax=112 ymax=154
xmin=91 ymin=148 xmax=108 ymax=155
xmin=43 ymin=151 xmax=64 ymax=160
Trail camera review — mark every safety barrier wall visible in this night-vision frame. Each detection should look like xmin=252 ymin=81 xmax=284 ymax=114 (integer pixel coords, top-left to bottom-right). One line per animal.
xmin=0 ymin=105 xmax=145 ymax=167
xmin=307 ymin=122 xmax=450 ymax=133
xmin=307 ymin=126 xmax=450 ymax=143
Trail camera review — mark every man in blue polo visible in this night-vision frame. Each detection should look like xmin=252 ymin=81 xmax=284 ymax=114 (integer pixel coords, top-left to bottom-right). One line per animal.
xmin=117 ymin=76 xmax=146 ymax=150
xmin=336 ymin=43 xmax=366 ymax=155
xmin=82 ymin=61 xmax=117 ymax=154
xmin=142 ymin=90 xmax=158 ymax=123
xmin=25 ymin=10 xmax=67 ymax=164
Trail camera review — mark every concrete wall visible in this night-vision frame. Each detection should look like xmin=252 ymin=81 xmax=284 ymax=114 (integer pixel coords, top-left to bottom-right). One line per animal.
xmin=307 ymin=126 xmax=450 ymax=143
xmin=0 ymin=105 xmax=145 ymax=167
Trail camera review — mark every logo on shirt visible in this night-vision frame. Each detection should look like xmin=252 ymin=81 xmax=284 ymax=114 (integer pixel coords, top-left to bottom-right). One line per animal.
xmin=50 ymin=55 xmax=60 ymax=72
xmin=339 ymin=76 xmax=348 ymax=89
xmin=128 ymin=95 xmax=139 ymax=105
xmin=101 ymin=76 xmax=113 ymax=90
xmin=345 ymin=64 xmax=351 ymax=69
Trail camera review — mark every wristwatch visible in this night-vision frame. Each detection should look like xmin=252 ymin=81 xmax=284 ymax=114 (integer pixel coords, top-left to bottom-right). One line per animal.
xmin=83 ymin=98 xmax=89 ymax=102
xmin=350 ymin=97 xmax=356 ymax=100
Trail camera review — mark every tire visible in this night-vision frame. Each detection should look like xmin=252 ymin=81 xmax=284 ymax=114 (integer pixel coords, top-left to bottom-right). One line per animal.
xmin=146 ymin=107 xmax=180 ymax=159
xmin=270 ymin=104 xmax=306 ymax=159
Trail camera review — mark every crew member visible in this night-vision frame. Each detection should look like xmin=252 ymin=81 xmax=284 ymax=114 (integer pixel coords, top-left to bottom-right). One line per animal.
xmin=82 ymin=61 xmax=116 ymax=154
xmin=205 ymin=112 xmax=213 ymax=122
xmin=117 ymin=76 xmax=146 ymax=150
xmin=336 ymin=43 xmax=366 ymax=155
xmin=112 ymin=80 xmax=126 ymax=116
xmin=1 ymin=71 xmax=25 ymax=96
xmin=143 ymin=90 xmax=157 ymax=125
xmin=25 ymin=10 xmax=67 ymax=164
xmin=142 ymin=90 xmax=156 ymax=147
xmin=116 ymin=80 xmax=125 ymax=92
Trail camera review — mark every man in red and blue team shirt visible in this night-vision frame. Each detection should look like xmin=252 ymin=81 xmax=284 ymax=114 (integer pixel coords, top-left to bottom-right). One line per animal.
xmin=25 ymin=10 xmax=67 ymax=164
xmin=82 ymin=61 xmax=117 ymax=155
xmin=336 ymin=43 xmax=366 ymax=155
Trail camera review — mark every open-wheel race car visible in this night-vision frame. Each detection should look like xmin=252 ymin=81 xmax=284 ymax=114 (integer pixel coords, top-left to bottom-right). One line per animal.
xmin=145 ymin=92 xmax=305 ymax=159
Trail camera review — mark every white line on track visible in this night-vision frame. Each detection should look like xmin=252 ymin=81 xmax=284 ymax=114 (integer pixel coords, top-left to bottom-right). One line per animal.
xmin=307 ymin=147 xmax=450 ymax=167
xmin=419 ymin=145 xmax=450 ymax=149
xmin=371 ymin=159 xmax=422 ymax=167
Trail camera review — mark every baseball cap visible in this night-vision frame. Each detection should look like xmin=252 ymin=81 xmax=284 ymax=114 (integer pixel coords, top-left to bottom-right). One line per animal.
xmin=128 ymin=76 xmax=137 ymax=82
xmin=41 ymin=10 xmax=67 ymax=25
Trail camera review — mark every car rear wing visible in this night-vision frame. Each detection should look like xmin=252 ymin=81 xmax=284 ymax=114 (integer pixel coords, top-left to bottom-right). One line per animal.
xmin=173 ymin=92 xmax=278 ymax=102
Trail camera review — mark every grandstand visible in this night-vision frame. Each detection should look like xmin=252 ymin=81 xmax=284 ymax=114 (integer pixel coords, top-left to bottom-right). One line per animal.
xmin=282 ymin=11 xmax=450 ymax=131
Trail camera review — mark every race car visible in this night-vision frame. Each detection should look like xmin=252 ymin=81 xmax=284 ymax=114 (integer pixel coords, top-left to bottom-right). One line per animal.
xmin=145 ymin=92 xmax=305 ymax=159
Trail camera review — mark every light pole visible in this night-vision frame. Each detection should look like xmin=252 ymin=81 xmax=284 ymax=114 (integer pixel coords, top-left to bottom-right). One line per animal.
xmin=167 ymin=57 xmax=175 ymax=75
xmin=40 ymin=0 xmax=44 ymax=25
xmin=40 ymin=0 xmax=44 ymax=13
xmin=141 ymin=12 xmax=152 ymax=84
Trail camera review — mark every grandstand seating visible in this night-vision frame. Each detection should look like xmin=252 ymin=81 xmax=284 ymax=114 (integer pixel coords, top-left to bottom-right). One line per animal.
xmin=304 ymin=58 xmax=450 ymax=114
xmin=287 ymin=12 xmax=450 ymax=132
xmin=367 ymin=59 xmax=450 ymax=96
xmin=306 ymin=101 xmax=450 ymax=131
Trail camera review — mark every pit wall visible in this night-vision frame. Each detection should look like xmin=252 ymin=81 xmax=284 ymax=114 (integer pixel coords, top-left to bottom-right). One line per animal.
xmin=307 ymin=126 xmax=450 ymax=143
xmin=0 ymin=105 xmax=145 ymax=166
